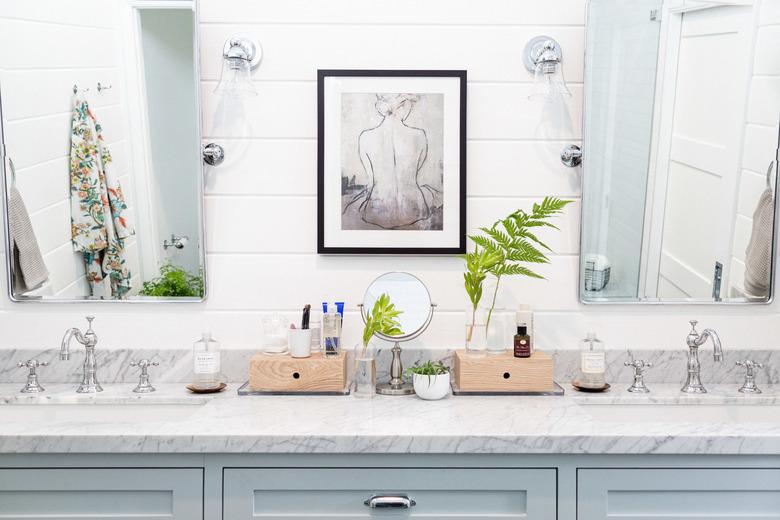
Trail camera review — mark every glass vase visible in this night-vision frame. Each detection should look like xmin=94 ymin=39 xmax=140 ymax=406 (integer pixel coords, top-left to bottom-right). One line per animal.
xmin=465 ymin=308 xmax=488 ymax=355
xmin=486 ymin=307 xmax=513 ymax=355
xmin=353 ymin=344 xmax=376 ymax=398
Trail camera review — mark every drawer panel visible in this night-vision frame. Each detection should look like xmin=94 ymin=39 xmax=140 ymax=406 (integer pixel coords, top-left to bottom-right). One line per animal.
xmin=578 ymin=469 xmax=780 ymax=520
xmin=0 ymin=468 xmax=203 ymax=520
xmin=224 ymin=468 xmax=556 ymax=519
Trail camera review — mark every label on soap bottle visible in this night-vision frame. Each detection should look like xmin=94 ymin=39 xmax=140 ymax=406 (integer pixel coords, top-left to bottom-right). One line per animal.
xmin=581 ymin=352 xmax=605 ymax=373
xmin=194 ymin=352 xmax=220 ymax=374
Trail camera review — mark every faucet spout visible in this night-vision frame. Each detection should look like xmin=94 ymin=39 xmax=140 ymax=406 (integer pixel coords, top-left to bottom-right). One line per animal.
xmin=701 ymin=328 xmax=723 ymax=362
xmin=60 ymin=328 xmax=82 ymax=361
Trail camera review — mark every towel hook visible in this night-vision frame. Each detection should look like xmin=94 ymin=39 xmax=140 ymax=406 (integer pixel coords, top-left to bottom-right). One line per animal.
xmin=767 ymin=161 xmax=776 ymax=189
xmin=7 ymin=157 xmax=17 ymax=186
xmin=72 ymin=84 xmax=90 ymax=95
xmin=96 ymin=82 xmax=112 ymax=93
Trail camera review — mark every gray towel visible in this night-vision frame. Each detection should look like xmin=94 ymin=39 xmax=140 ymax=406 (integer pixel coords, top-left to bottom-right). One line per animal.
xmin=8 ymin=185 xmax=49 ymax=293
xmin=744 ymin=187 xmax=774 ymax=298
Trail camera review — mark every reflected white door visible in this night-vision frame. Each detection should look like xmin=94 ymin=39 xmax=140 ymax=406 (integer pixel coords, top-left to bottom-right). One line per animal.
xmin=657 ymin=5 xmax=753 ymax=298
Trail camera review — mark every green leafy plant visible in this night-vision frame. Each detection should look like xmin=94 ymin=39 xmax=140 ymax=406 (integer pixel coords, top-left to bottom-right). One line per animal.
xmin=463 ymin=248 xmax=503 ymax=341
xmin=362 ymin=293 xmax=404 ymax=348
xmin=140 ymin=263 xmax=204 ymax=298
xmin=404 ymin=360 xmax=450 ymax=382
xmin=466 ymin=196 xmax=572 ymax=333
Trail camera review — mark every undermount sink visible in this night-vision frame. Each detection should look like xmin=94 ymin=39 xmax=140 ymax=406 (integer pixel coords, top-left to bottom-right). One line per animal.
xmin=580 ymin=403 xmax=780 ymax=424
xmin=0 ymin=400 xmax=206 ymax=423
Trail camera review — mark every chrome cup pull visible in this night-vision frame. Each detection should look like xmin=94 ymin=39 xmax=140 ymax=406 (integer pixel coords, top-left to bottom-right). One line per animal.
xmin=364 ymin=494 xmax=416 ymax=509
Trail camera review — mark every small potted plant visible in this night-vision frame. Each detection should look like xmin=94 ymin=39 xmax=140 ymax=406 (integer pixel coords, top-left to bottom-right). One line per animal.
xmin=406 ymin=361 xmax=451 ymax=400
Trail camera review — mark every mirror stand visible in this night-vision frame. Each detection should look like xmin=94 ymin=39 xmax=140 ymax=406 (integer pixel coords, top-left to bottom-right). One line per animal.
xmin=358 ymin=303 xmax=436 ymax=396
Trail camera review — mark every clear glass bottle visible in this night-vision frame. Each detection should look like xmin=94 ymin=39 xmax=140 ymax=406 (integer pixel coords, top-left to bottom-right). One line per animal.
xmin=192 ymin=332 xmax=222 ymax=389
xmin=578 ymin=332 xmax=606 ymax=389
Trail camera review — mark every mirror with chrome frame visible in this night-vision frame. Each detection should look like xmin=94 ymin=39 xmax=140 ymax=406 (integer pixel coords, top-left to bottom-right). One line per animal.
xmin=360 ymin=272 xmax=436 ymax=395
xmin=0 ymin=2 xmax=205 ymax=301
xmin=580 ymin=0 xmax=780 ymax=304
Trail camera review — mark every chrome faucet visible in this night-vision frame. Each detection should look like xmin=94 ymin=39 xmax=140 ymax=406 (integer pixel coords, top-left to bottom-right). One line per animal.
xmin=681 ymin=320 xmax=723 ymax=394
xmin=60 ymin=316 xmax=103 ymax=393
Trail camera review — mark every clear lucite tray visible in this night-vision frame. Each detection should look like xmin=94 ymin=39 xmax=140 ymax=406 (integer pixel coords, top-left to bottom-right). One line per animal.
xmin=450 ymin=381 xmax=565 ymax=396
xmin=236 ymin=381 xmax=352 ymax=396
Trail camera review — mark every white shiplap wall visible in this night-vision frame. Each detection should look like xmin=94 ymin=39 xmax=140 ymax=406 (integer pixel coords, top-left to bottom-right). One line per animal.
xmin=0 ymin=0 xmax=779 ymax=353
xmin=0 ymin=0 xmax=142 ymax=298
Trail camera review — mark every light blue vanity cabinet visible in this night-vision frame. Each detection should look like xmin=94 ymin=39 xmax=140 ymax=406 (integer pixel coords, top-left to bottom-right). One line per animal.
xmin=222 ymin=467 xmax=557 ymax=519
xmin=578 ymin=468 xmax=780 ymax=519
xmin=0 ymin=468 xmax=203 ymax=519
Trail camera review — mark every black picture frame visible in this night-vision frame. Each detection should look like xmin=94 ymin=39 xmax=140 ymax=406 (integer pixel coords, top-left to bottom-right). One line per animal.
xmin=317 ymin=69 xmax=467 ymax=255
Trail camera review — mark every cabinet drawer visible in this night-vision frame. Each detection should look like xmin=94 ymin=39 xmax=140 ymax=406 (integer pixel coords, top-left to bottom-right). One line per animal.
xmin=0 ymin=468 xmax=202 ymax=520
xmin=578 ymin=468 xmax=780 ymax=520
xmin=223 ymin=468 xmax=556 ymax=519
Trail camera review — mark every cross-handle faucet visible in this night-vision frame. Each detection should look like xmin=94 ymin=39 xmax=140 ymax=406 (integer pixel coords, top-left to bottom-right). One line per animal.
xmin=624 ymin=351 xmax=652 ymax=393
xmin=681 ymin=320 xmax=723 ymax=394
xmin=61 ymin=316 xmax=103 ymax=393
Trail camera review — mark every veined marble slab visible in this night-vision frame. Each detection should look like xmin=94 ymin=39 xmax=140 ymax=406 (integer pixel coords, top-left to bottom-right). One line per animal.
xmin=2 ymin=347 xmax=779 ymax=386
xmin=0 ymin=383 xmax=779 ymax=455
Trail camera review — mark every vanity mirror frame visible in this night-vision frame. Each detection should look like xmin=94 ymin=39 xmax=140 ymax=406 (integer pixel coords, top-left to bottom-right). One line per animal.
xmin=578 ymin=0 xmax=780 ymax=305
xmin=0 ymin=0 xmax=208 ymax=303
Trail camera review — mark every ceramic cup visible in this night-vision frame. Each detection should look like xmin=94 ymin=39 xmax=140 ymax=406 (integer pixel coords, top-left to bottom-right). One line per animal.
xmin=288 ymin=329 xmax=312 ymax=358
xmin=412 ymin=372 xmax=451 ymax=400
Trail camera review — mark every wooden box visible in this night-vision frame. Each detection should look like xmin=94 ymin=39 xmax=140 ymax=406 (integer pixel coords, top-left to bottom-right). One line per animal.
xmin=249 ymin=352 xmax=347 ymax=392
xmin=453 ymin=350 xmax=554 ymax=393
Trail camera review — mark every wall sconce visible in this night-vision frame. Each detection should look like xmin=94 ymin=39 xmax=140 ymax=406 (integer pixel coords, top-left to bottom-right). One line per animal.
xmin=214 ymin=34 xmax=262 ymax=97
xmin=523 ymin=36 xmax=571 ymax=101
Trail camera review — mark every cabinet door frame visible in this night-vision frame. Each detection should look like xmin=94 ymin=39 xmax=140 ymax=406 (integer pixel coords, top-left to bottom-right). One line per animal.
xmin=223 ymin=467 xmax=557 ymax=520
xmin=578 ymin=467 xmax=780 ymax=520
xmin=0 ymin=467 xmax=204 ymax=520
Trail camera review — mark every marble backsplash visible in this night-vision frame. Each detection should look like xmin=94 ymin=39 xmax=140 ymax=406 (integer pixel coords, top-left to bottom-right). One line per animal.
xmin=1 ymin=346 xmax=779 ymax=388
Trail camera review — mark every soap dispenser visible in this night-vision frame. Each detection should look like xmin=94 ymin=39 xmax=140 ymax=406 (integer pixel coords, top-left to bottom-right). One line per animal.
xmin=192 ymin=331 xmax=222 ymax=390
xmin=578 ymin=331 xmax=606 ymax=389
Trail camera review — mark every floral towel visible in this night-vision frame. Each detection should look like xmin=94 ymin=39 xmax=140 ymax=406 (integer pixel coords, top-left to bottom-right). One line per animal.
xmin=69 ymin=98 xmax=134 ymax=298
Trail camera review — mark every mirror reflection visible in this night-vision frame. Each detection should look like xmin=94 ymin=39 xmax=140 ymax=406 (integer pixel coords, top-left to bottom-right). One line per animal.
xmin=581 ymin=0 xmax=780 ymax=303
xmin=363 ymin=272 xmax=433 ymax=335
xmin=1 ymin=3 xmax=205 ymax=301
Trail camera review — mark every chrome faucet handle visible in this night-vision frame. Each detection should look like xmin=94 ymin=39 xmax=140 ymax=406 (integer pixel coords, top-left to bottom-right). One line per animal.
xmin=130 ymin=359 xmax=159 ymax=393
xmin=624 ymin=352 xmax=652 ymax=393
xmin=736 ymin=360 xmax=763 ymax=394
xmin=17 ymin=359 xmax=48 ymax=393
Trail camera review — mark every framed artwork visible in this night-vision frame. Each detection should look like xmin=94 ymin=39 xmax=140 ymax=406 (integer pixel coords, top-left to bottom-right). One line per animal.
xmin=317 ymin=69 xmax=467 ymax=254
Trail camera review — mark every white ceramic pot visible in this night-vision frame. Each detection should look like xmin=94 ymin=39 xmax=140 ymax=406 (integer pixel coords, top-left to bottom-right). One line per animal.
xmin=413 ymin=372 xmax=451 ymax=400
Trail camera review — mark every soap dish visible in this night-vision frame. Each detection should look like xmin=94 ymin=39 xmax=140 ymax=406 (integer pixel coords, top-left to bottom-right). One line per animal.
xmin=571 ymin=380 xmax=610 ymax=393
xmin=186 ymin=382 xmax=227 ymax=394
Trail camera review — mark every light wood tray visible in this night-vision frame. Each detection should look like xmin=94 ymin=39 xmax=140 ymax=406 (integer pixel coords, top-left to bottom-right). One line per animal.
xmin=453 ymin=350 xmax=555 ymax=393
xmin=249 ymin=351 xmax=347 ymax=393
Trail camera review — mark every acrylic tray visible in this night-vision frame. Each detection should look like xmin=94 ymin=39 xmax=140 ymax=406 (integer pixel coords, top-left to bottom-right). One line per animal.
xmin=450 ymin=381 xmax=565 ymax=396
xmin=236 ymin=381 xmax=352 ymax=396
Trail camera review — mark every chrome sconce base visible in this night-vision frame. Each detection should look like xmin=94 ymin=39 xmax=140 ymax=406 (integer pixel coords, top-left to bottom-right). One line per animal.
xmin=561 ymin=144 xmax=582 ymax=167
xmin=222 ymin=35 xmax=263 ymax=69
xmin=523 ymin=36 xmax=564 ymax=73
xmin=202 ymin=143 xmax=225 ymax=166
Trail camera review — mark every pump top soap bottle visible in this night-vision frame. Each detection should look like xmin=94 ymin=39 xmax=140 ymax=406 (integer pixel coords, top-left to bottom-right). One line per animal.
xmin=192 ymin=331 xmax=222 ymax=390
xmin=578 ymin=331 xmax=606 ymax=389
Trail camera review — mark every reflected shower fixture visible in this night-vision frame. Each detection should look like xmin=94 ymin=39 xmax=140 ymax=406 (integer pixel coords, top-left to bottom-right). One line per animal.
xmin=163 ymin=235 xmax=189 ymax=250
xmin=523 ymin=36 xmax=572 ymax=101
xmin=214 ymin=34 xmax=262 ymax=97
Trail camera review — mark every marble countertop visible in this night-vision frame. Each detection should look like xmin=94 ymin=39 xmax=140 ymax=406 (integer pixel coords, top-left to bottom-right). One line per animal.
xmin=1 ymin=383 xmax=779 ymax=455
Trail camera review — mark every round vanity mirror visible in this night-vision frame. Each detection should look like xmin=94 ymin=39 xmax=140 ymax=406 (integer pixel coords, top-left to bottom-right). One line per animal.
xmin=363 ymin=272 xmax=432 ymax=337
xmin=361 ymin=272 xmax=435 ymax=395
